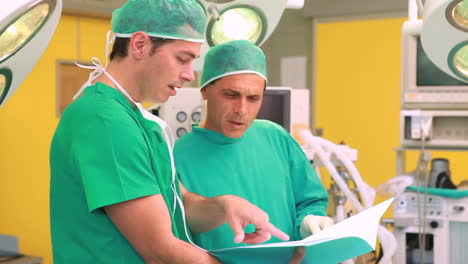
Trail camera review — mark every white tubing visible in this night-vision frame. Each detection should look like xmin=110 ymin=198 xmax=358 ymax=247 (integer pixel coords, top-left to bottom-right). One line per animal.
xmin=312 ymin=136 xmax=375 ymax=209
xmin=299 ymin=130 xmax=365 ymax=212
xmin=335 ymin=204 xmax=346 ymax=223
xmin=298 ymin=130 xmax=396 ymax=264
xmin=377 ymin=225 xmax=398 ymax=264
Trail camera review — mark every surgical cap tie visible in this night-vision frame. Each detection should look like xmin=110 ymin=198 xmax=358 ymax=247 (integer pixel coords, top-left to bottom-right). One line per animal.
xmin=72 ymin=57 xmax=105 ymax=100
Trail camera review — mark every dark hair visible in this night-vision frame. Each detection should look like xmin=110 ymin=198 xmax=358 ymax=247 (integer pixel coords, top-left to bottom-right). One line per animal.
xmin=109 ymin=36 xmax=175 ymax=60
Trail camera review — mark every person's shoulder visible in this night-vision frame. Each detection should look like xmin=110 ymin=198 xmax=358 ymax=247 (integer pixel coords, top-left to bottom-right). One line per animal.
xmin=252 ymin=119 xmax=289 ymax=136
xmin=174 ymin=130 xmax=199 ymax=151
xmin=60 ymin=96 xmax=139 ymax=141
xmin=66 ymin=87 xmax=133 ymax=123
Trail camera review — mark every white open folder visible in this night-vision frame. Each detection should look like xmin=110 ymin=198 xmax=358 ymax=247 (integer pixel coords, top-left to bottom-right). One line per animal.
xmin=209 ymin=198 xmax=394 ymax=264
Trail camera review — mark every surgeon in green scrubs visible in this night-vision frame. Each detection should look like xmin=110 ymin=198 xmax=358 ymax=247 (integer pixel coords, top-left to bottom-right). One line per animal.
xmin=174 ymin=40 xmax=334 ymax=251
xmin=49 ymin=1 xmax=290 ymax=263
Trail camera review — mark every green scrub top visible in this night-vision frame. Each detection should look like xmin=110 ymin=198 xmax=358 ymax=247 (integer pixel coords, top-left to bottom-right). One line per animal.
xmin=174 ymin=120 xmax=328 ymax=250
xmin=50 ymin=82 xmax=189 ymax=263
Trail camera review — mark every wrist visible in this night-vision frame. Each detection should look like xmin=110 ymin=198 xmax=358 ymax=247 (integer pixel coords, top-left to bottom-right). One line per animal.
xmin=211 ymin=195 xmax=231 ymax=220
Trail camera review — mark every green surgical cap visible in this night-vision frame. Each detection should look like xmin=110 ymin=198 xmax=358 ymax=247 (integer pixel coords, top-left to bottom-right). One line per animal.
xmin=111 ymin=0 xmax=206 ymax=43
xmin=200 ymin=40 xmax=268 ymax=89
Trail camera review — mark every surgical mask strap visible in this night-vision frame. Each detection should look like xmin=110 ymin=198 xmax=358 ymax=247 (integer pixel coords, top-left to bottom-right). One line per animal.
xmin=73 ymin=30 xmax=115 ymax=101
xmin=107 ymin=76 xmax=181 ymax=219
xmin=73 ymin=57 xmax=106 ymax=100
xmin=137 ymin=105 xmax=178 ymax=210
xmin=73 ymin=57 xmax=179 ymax=197
xmin=136 ymin=104 xmax=200 ymax=248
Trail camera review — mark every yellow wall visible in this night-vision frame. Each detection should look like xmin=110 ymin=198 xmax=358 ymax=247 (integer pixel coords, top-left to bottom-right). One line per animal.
xmin=0 ymin=15 xmax=110 ymax=263
xmin=315 ymin=17 xmax=468 ymax=199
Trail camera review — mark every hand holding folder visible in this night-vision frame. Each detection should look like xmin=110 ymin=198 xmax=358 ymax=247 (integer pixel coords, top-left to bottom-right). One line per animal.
xmin=209 ymin=198 xmax=394 ymax=264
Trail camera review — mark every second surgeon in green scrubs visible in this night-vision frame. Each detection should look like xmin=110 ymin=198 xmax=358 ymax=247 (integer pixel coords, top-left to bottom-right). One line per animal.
xmin=175 ymin=40 xmax=334 ymax=251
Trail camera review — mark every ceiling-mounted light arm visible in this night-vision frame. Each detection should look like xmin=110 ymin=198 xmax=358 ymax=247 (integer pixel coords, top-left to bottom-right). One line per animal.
xmin=404 ymin=0 xmax=423 ymax=36
xmin=285 ymin=0 xmax=304 ymax=9
xmin=208 ymin=5 xmax=220 ymax=21
xmin=408 ymin=0 xmax=426 ymax=20
xmin=416 ymin=0 xmax=425 ymax=16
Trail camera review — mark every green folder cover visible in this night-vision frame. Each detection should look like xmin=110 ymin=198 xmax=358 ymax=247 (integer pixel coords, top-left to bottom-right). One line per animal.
xmin=209 ymin=198 xmax=394 ymax=264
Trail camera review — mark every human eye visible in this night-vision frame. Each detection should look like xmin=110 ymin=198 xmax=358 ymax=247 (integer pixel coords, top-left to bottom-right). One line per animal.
xmin=224 ymin=91 xmax=238 ymax=98
xmin=248 ymin=95 xmax=260 ymax=102
xmin=177 ymin=56 xmax=189 ymax=63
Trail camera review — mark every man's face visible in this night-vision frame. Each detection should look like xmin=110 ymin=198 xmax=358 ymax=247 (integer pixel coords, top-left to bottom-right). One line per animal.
xmin=202 ymin=73 xmax=265 ymax=138
xmin=140 ymin=39 xmax=201 ymax=103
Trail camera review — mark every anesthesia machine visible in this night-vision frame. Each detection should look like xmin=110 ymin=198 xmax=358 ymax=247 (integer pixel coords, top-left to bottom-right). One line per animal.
xmin=392 ymin=0 xmax=468 ymax=263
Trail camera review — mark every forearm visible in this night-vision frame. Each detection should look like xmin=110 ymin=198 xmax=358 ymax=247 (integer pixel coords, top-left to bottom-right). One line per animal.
xmin=104 ymin=194 xmax=221 ymax=263
xmin=144 ymin=236 xmax=221 ymax=264
xmin=180 ymin=183 xmax=289 ymax=244
xmin=183 ymin=191 xmax=227 ymax=233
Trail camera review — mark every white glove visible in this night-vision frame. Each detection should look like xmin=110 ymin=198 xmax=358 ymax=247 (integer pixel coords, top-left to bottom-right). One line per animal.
xmin=299 ymin=215 xmax=334 ymax=238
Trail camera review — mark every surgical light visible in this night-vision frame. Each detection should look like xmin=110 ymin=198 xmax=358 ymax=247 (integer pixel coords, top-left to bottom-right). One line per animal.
xmin=0 ymin=3 xmax=50 ymax=62
xmin=448 ymin=0 xmax=468 ymax=30
xmin=450 ymin=41 xmax=468 ymax=78
xmin=0 ymin=70 xmax=13 ymax=104
xmin=0 ymin=0 xmax=62 ymax=107
xmin=208 ymin=6 xmax=265 ymax=46
xmin=194 ymin=0 xmax=291 ymax=70
xmin=420 ymin=0 xmax=468 ymax=83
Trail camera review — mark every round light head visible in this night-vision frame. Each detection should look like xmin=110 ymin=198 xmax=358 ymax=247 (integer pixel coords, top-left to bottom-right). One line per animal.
xmin=0 ymin=0 xmax=62 ymax=108
xmin=193 ymin=0 xmax=286 ymax=71
xmin=421 ymin=0 xmax=468 ymax=83
xmin=447 ymin=0 xmax=468 ymax=32
xmin=448 ymin=41 xmax=468 ymax=80
xmin=0 ymin=69 xmax=13 ymax=105
xmin=0 ymin=2 xmax=50 ymax=63
xmin=207 ymin=6 xmax=266 ymax=46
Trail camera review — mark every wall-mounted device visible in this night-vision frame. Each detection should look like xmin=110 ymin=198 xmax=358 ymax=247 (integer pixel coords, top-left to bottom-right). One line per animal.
xmin=400 ymin=110 xmax=468 ymax=148
xmin=152 ymin=88 xmax=203 ymax=139
xmin=400 ymin=22 xmax=468 ymax=110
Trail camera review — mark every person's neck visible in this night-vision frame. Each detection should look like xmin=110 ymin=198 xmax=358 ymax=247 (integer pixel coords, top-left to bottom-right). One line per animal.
xmin=198 ymin=119 xmax=206 ymax=128
xmin=95 ymin=59 xmax=141 ymax=107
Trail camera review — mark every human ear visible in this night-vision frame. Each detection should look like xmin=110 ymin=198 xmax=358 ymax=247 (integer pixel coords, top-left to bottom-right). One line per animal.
xmin=129 ymin=31 xmax=149 ymax=60
xmin=201 ymin=87 xmax=208 ymax=100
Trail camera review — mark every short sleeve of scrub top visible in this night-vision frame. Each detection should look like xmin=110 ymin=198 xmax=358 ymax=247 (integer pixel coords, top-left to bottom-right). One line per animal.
xmin=73 ymin=112 xmax=160 ymax=212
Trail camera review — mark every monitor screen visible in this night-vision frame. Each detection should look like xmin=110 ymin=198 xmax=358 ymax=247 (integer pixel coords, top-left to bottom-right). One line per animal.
xmin=257 ymin=88 xmax=291 ymax=131
xmin=416 ymin=37 xmax=466 ymax=86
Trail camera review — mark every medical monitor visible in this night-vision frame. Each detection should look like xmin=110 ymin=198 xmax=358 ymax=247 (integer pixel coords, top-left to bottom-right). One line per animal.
xmin=257 ymin=87 xmax=310 ymax=133
xmin=401 ymin=30 xmax=468 ymax=109
xmin=257 ymin=87 xmax=291 ymax=132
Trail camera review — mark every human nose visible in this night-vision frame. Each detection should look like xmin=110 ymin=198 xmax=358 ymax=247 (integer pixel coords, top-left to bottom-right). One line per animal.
xmin=233 ymin=98 xmax=247 ymax=115
xmin=180 ymin=63 xmax=195 ymax=82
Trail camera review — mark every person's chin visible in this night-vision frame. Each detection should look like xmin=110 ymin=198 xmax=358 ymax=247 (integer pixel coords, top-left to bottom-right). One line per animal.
xmin=224 ymin=129 xmax=245 ymax=139
xmin=158 ymin=92 xmax=172 ymax=103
